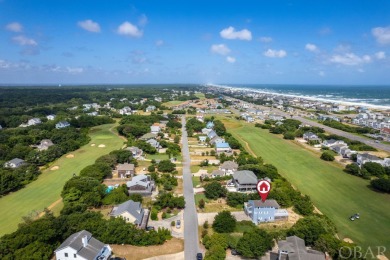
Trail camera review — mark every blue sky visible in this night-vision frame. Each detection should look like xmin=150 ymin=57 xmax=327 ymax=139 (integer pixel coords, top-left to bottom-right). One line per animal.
xmin=1 ymin=0 xmax=390 ymax=85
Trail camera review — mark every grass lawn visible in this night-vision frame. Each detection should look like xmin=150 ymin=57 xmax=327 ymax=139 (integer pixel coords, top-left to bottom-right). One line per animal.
xmin=190 ymin=165 xmax=217 ymax=174
xmin=162 ymin=100 xmax=186 ymax=107
xmin=195 ymin=92 xmax=206 ymax=99
xmin=192 ymin=176 xmax=201 ymax=187
xmin=0 ymin=123 xmax=124 ymax=237
xmin=223 ymin=118 xmax=390 ymax=256
xmin=110 ymin=237 xmax=184 ymax=260
xmin=145 ymin=153 xmax=170 ymax=161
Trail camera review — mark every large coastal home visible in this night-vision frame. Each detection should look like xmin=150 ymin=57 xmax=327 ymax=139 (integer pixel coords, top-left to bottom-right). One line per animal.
xmin=303 ymin=132 xmax=321 ymax=142
xmin=150 ymin=125 xmax=161 ymax=134
xmin=36 ymin=139 xmax=54 ymax=151
xmin=126 ymin=146 xmax=143 ymax=159
xmin=126 ymin=174 xmax=154 ymax=196
xmin=219 ymin=161 xmax=238 ymax=175
xmin=209 ymin=136 xmax=225 ymax=145
xmin=4 ymin=158 xmax=26 ymax=168
xmin=54 ymin=230 xmax=112 ymax=260
xmin=322 ymin=139 xmax=346 ymax=148
xmin=146 ymin=105 xmax=156 ymax=112
xmin=244 ymin=199 xmax=289 ymax=224
xmin=56 ymin=121 xmax=71 ymax=129
xmin=229 ymin=170 xmax=258 ymax=192
xmin=119 ymin=106 xmax=132 ymax=115
xmin=215 ymin=142 xmax=232 ymax=154
xmin=116 ymin=163 xmax=135 ymax=178
xmin=146 ymin=139 xmax=161 ymax=149
xmin=110 ymin=200 xmax=145 ymax=227
xmin=270 ymin=236 xmax=325 ymax=260
xmin=356 ymin=153 xmax=387 ymax=167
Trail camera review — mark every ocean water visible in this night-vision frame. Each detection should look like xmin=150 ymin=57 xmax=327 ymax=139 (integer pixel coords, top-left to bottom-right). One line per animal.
xmin=227 ymin=84 xmax=390 ymax=108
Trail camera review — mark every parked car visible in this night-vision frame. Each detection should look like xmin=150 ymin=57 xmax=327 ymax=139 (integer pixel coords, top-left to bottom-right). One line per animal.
xmin=176 ymin=220 xmax=181 ymax=229
xmin=231 ymin=249 xmax=239 ymax=255
xmin=196 ymin=253 xmax=203 ymax=260
xmin=146 ymin=226 xmax=155 ymax=231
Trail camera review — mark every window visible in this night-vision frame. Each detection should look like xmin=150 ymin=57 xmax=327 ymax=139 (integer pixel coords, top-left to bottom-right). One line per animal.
xmin=65 ymin=253 xmax=68 ymax=257
xmin=74 ymin=254 xmax=77 ymax=258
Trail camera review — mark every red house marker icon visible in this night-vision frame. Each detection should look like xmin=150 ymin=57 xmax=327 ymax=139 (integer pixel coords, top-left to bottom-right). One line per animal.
xmin=256 ymin=180 xmax=271 ymax=202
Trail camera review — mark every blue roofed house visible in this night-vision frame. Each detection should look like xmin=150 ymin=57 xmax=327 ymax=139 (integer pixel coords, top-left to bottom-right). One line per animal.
xmin=206 ymin=121 xmax=214 ymax=129
xmin=110 ymin=200 xmax=145 ymax=227
xmin=55 ymin=230 xmax=111 ymax=260
xmin=215 ymin=142 xmax=232 ymax=154
xmin=56 ymin=121 xmax=71 ymax=129
xmin=244 ymin=199 xmax=289 ymax=224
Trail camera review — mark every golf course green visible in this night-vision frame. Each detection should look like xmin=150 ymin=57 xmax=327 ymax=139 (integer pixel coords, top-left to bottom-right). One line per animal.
xmin=0 ymin=123 xmax=124 ymax=236
xmin=222 ymin=117 xmax=390 ymax=256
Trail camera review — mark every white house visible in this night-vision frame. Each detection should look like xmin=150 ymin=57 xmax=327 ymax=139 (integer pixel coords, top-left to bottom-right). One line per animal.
xmin=119 ymin=106 xmax=132 ymax=115
xmin=110 ymin=200 xmax=145 ymax=226
xmin=146 ymin=105 xmax=156 ymax=112
xmin=56 ymin=121 xmax=71 ymax=129
xmin=47 ymin=114 xmax=56 ymax=121
xmin=4 ymin=158 xmax=26 ymax=168
xmin=28 ymin=118 xmax=42 ymax=126
xmin=54 ymin=230 xmax=111 ymax=260
xmin=219 ymin=161 xmax=238 ymax=175
xmin=150 ymin=125 xmax=161 ymax=134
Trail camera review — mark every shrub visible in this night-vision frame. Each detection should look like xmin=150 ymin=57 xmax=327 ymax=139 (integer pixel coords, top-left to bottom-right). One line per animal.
xmin=212 ymin=211 xmax=236 ymax=233
xmin=320 ymin=151 xmax=335 ymax=161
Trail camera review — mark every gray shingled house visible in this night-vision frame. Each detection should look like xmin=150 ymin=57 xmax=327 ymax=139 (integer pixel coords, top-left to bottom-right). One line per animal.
xmin=270 ymin=236 xmax=325 ymax=260
xmin=54 ymin=230 xmax=111 ymax=260
xmin=110 ymin=200 xmax=145 ymax=227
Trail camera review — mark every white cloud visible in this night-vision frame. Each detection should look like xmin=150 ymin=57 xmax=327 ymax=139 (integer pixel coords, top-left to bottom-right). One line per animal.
xmin=5 ymin=22 xmax=23 ymax=32
xmin=375 ymin=51 xmax=386 ymax=60
xmin=67 ymin=67 xmax=84 ymax=74
xmin=220 ymin=26 xmax=252 ymax=41
xmin=77 ymin=19 xmax=101 ymax=33
xmin=305 ymin=43 xmax=318 ymax=52
xmin=117 ymin=22 xmax=143 ymax=37
xmin=372 ymin=26 xmax=390 ymax=45
xmin=155 ymin=40 xmax=164 ymax=46
xmin=329 ymin=53 xmax=371 ymax=66
xmin=12 ymin=35 xmax=37 ymax=46
xmin=226 ymin=56 xmax=236 ymax=63
xmin=259 ymin=36 xmax=272 ymax=43
xmin=138 ymin=14 xmax=148 ymax=26
xmin=211 ymin=44 xmax=231 ymax=55
xmin=263 ymin=49 xmax=287 ymax=58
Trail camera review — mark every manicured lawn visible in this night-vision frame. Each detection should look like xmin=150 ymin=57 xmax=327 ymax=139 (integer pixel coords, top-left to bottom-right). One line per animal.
xmin=223 ymin=118 xmax=390 ymax=256
xmin=162 ymin=100 xmax=186 ymax=107
xmin=194 ymin=92 xmax=206 ymax=99
xmin=190 ymin=165 xmax=217 ymax=174
xmin=192 ymin=176 xmax=201 ymax=187
xmin=0 ymin=123 xmax=124 ymax=236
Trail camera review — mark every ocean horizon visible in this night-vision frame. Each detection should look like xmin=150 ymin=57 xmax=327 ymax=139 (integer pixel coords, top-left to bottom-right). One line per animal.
xmin=214 ymin=84 xmax=390 ymax=108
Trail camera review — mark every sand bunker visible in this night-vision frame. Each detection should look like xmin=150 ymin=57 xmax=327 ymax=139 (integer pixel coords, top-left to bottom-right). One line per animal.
xmin=66 ymin=154 xmax=74 ymax=158
xmin=90 ymin=143 xmax=96 ymax=147
xmin=98 ymin=144 xmax=106 ymax=148
xmin=343 ymin=238 xmax=354 ymax=243
xmin=50 ymin=166 xmax=59 ymax=171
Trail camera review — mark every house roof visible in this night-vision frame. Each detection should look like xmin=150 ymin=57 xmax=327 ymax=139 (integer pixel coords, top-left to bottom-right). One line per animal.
xmin=140 ymin=133 xmax=157 ymax=140
xmin=233 ymin=170 xmax=257 ymax=184
xmin=110 ymin=200 xmax=144 ymax=224
xmin=211 ymin=169 xmax=225 ymax=176
xmin=117 ymin=163 xmax=134 ymax=171
xmin=278 ymin=236 xmax=325 ymax=260
xmin=55 ymin=230 xmax=106 ymax=259
xmin=7 ymin=158 xmax=25 ymax=165
xmin=249 ymin=199 xmax=280 ymax=208
xmin=127 ymin=175 xmax=150 ymax=188
xmin=220 ymin=161 xmax=238 ymax=170
xmin=359 ymin=153 xmax=381 ymax=161
xmin=216 ymin=142 xmax=231 ymax=149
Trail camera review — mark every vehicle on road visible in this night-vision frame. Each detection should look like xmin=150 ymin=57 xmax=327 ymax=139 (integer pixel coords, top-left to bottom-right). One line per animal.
xmin=196 ymin=253 xmax=203 ymax=260
xmin=176 ymin=219 xmax=181 ymax=229
xmin=146 ymin=226 xmax=155 ymax=231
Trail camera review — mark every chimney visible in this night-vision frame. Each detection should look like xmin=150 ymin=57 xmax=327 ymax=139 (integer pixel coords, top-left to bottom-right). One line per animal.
xmin=82 ymin=235 xmax=88 ymax=247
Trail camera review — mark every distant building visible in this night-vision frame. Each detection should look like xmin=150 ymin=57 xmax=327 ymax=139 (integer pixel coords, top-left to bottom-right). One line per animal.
xmin=146 ymin=105 xmax=156 ymax=112
xmin=270 ymin=236 xmax=325 ymax=260
xmin=150 ymin=125 xmax=160 ymax=134
xmin=206 ymin=121 xmax=214 ymax=129
xmin=126 ymin=146 xmax=143 ymax=159
xmin=303 ymin=132 xmax=321 ymax=142
xmin=36 ymin=139 xmax=54 ymax=151
xmin=46 ymin=114 xmax=56 ymax=121
xmin=139 ymin=133 xmax=157 ymax=141
xmin=198 ymin=136 xmax=207 ymax=143
xmin=219 ymin=161 xmax=238 ymax=175
xmin=54 ymin=230 xmax=111 ymax=260
xmin=146 ymin=139 xmax=161 ymax=149
xmin=119 ymin=106 xmax=132 ymax=115
xmin=116 ymin=163 xmax=135 ymax=178
xmin=28 ymin=118 xmax=42 ymax=126
xmin=356 ymin=153 xmax=384 ymax=167
xmin=110 ymin=200 xmax=145 ymax=226
xmin=126 ymin=174 xmax=155 ymax=196
xmin=322 ymin=139 xmax=346 ymax=148
xmin=4 ymin=158 xmax=26 ymax=168
xmin=56 ymin=121 xmax=71 ymax=129
xmin=244 ymin=199 xmax=288 ymax=224
xmin=215 ymin=142 xmax=232 ymax=154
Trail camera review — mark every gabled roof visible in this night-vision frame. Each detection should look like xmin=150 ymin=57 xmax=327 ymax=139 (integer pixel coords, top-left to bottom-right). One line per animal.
xmin=110 ymin=200 xmax=144 ymax=224
xmin=117 ymin=163 xmax=134 ymax=171
xmin=249 ymin=199 xmax=280 ymax=209
xmin=278 ymin=236 xmax=325 ymax=260
xmin=216 ymin=142 xmax=231 ymax=149
xmin=211 ymin=169 xmax=225 ymax=176
xmin=220 ymin=161 xmax=238 ymax=170
xmin=140 ymin=133 xmax=157 ymax=140
xmin=7 ymin=158 xmax=25 ymax=165
xmin=55 ymin=230 xmax=106 ymax=260
xmin=233 ymin=170 xmax=257 ymax=184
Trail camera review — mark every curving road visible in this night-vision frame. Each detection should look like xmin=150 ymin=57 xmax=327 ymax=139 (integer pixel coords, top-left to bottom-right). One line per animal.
xmin=181 ymin=116 xmax=200 ymax=259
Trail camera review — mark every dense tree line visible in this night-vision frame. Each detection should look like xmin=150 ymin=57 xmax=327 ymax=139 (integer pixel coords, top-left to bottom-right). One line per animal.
xmin=322 ymin=119 xmax=377 ymax=135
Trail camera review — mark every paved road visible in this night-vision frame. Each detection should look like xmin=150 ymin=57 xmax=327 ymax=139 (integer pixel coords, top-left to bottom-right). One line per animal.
xmin=230 ymin=100 xmax=390 ymax=153
xmin=181 ymin=116 xmax=200 ymax=259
